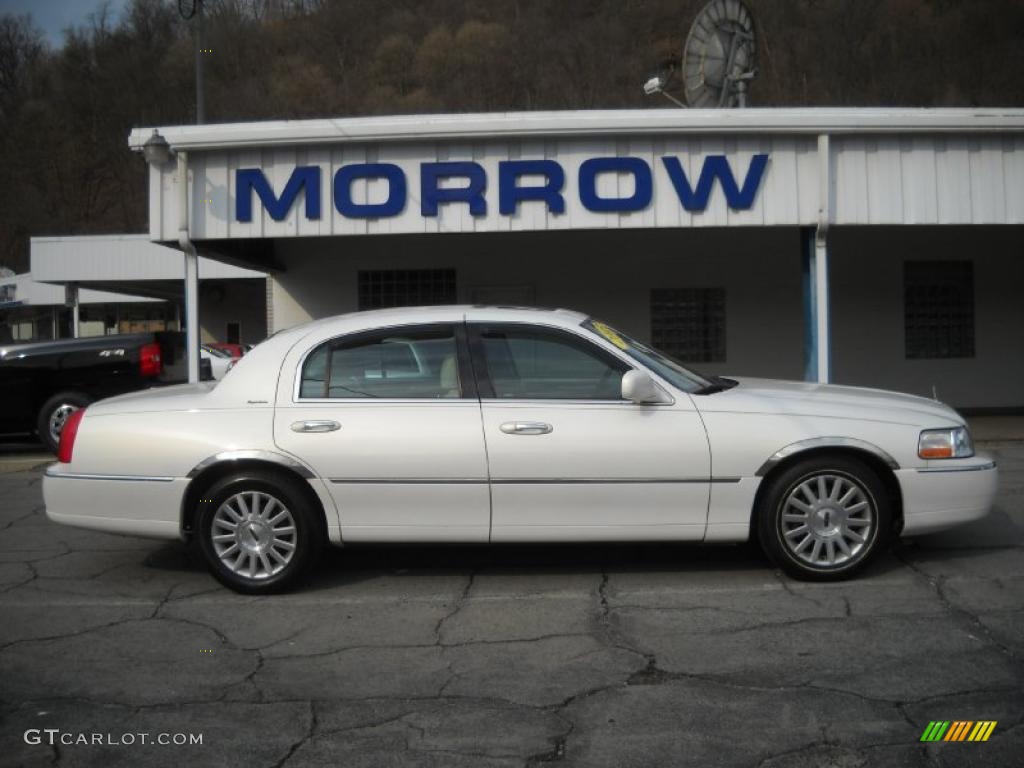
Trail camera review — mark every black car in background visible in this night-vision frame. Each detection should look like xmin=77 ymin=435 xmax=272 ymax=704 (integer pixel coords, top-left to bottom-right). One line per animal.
xmin=0 ymin=331 xmax=208 ymax=451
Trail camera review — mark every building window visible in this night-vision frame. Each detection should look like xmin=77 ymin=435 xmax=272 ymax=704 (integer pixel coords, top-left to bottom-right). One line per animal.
xmin=650 ymin=288 xmax=726 ymax=363
xmin=358 ymin=269 xmax=456 ymax=311
xmin=904 ymin=261 xmax=974 ymax=359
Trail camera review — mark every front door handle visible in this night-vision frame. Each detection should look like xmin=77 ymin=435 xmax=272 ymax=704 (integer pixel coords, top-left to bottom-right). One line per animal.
xmin=499 ymin=421 xmax=553 ymax=435
xmin=291 ymin=420 xmax=340 ymax=433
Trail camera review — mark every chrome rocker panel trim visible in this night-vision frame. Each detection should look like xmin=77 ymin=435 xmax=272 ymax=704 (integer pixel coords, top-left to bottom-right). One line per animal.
xmin=328 ymin=477 xmax=742 ymax=484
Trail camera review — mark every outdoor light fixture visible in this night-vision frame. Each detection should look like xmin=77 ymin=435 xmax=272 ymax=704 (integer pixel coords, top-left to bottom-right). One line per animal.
xmin=643 ymin=76 xmax=665 ymax=95
xmin=142 ymin=129 xmax=174 ymax=167
xmin=642 ymin=72 xmax=686 ymax=108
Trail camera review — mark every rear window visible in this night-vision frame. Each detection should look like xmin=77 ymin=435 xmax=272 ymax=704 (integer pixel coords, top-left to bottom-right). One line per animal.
xmin=299 ymin=325 xmax=462 ymax=399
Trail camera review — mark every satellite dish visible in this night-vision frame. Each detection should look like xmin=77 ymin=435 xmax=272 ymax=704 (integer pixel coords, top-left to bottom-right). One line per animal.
xmin=682 ymin=0 xmax=757 ymax=108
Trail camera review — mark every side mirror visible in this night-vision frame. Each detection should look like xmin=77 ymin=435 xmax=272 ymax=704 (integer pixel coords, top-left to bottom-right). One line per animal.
xmin=621 ymin=370 xmax=670 ymax=404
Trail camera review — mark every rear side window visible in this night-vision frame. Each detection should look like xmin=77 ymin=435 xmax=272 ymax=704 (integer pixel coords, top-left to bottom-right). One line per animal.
xmin=476 ymin=325 xmax=628 ymax=400
xmin=300 ymin=325 xmax=462 ymax=399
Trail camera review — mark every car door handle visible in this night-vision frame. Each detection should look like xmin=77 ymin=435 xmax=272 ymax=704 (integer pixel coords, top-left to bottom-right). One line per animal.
xmin=499 ymin=421 xmax=553 ymax=435
xmin=291 ymin=420 xmax=340 ymax=433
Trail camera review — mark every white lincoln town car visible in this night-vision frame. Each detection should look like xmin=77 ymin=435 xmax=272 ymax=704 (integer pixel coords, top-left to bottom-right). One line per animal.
xmin=44 ymin=306 xmax=998 ymax=593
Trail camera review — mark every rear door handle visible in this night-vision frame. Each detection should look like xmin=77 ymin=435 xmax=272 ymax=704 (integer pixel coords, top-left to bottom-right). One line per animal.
xmin=291 ymin=420 xmax=340 ymax=433
xmin=499 ymin=421 xmax=553 ymax=435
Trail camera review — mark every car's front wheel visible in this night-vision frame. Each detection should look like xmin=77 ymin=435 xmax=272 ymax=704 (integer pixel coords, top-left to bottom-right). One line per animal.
xmin=196 ymin=472 xmax=323 ymax=594
xmin=757 ymin=455 xmax=891 ymax=581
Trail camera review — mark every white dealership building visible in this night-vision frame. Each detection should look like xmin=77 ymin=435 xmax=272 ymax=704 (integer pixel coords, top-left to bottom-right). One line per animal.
xmin=124 ymin=108 xmax=1023 ymax=409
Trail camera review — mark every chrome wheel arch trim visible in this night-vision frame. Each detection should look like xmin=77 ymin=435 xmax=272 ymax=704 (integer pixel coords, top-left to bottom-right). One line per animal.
xmin=755 ymin=437 xmax=900 ymax=477
xmin=186 ymin=449 xmax=316 ymax=480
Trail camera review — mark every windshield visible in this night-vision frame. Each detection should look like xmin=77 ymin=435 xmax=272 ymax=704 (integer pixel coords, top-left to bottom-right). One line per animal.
xmin=202 ymin=345 xmax=231 ymax=358
xmin=581 ymin=318 xmax=714 ymax=394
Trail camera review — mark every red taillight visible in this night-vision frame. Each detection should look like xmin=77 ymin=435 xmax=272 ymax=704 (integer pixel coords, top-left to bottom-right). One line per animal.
xmin=57 ymin=408 xmax=86 ymax=463
xmin=139 ymin=342 xmax=162 ymax=378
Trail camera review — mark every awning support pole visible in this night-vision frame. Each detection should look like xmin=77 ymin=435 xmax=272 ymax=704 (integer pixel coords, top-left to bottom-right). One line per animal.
xmin=813 ymin=224 xmax=831 ymax=383
xmin=177 ymin=150 xmax=200 ymax=384
xmin=67 ymin=283 xmax=80 ymax=339
xmin=804 ymin=133 xmax=832 ymax=383
xmin=801 ymin=228 xmax=816 ymax=381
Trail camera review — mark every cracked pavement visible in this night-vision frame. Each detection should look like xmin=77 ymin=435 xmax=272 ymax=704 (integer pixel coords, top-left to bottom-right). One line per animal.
xmin=0 ymin=442 xmax=1021 ymax=767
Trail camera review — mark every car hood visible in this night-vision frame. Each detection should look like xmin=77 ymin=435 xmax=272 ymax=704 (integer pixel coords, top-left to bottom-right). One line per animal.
xmin=85 ymin=382 xmax=218 ymax=415
xmin=694 ymin=377 xmax=965 ymax=427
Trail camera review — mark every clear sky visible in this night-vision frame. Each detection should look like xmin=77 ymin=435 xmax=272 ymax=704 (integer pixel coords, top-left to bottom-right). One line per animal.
xmin=0 ymin=0 xmax=130 ymax=47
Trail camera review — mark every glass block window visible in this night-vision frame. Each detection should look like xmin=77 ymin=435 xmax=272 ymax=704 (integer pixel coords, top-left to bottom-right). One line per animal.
xmin=650 ymin=288 xmax=726 ymax=363
xmin=904 ymin=261 xmax=974 ymax=359
xmin=358 ymin=269 xmax=456 ymax=311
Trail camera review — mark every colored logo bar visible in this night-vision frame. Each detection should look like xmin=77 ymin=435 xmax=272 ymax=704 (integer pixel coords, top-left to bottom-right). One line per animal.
xmin=920 ymin=721 xmax=997 ymax=742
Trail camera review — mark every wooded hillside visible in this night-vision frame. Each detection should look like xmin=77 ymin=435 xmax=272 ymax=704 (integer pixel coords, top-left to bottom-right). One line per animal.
xmin=2 ymin=0 xmax=1022 ymax=270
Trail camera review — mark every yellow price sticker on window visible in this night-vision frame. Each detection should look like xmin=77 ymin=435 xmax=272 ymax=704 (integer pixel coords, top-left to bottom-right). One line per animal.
xmin=590 ymin=321 xmax=629 ymax=350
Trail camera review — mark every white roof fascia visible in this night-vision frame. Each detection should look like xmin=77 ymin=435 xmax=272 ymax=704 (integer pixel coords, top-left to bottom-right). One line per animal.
xmin=128 ymin=108 xmax=1024 ymax=153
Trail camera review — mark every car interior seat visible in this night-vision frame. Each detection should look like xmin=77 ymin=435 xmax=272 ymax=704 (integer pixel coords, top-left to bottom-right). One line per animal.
xmin=439 ymin=355 xmax=460 ymax=397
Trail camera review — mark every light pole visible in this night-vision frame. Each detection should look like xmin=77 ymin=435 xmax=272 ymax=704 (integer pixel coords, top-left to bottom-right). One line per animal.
xmin=177 ymin=0 xmax=205 ymax=124
xmin=173 ymin=2 xmax=206 ymax=383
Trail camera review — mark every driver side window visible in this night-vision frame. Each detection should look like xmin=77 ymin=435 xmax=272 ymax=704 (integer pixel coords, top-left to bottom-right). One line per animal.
xmin=477 ymin=325 xmax=628 ymax=400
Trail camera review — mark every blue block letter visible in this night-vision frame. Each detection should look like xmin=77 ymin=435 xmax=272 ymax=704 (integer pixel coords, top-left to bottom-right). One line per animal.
xmin=498 ymin=160 xmax=565 ymax=215
xmin=334 ymin=163 xmax=407 ymax=218
xmin=421 ymin=162 xmax=487 ymax=217
xmin=661 ymin=154 xmax=768 ymax=211
xmin=236 ymin=166 xmax=321 ymax=222
xmin=578 ymin=157 xmax=653 ymax=213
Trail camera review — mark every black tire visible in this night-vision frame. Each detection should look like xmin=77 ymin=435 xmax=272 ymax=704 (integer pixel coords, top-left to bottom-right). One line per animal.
xmin=37 ymin=391 xmax=92 ymax=453
xmin=195 ymin=471 xmax=324 ymax=594
xmin=757 ymin=455 xmax=891 ymax=581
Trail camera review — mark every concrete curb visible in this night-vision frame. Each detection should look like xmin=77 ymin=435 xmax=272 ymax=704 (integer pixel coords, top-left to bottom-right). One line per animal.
xmin=0 ymin=456 xmax=53 ymax=474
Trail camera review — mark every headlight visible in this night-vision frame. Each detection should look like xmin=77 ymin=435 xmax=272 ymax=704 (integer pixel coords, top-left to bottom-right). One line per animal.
xmin=918 ymin=427 xmax=974 ymax=459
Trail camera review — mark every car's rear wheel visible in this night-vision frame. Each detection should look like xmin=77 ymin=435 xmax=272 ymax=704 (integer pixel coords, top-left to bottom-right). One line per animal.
xmin=757 ymin=455 xmax=891 ymax=581
xmin=196 ymin=472 xmax=323 ymax=594
xmin=37 ymin=391 xmax=91 ymax=453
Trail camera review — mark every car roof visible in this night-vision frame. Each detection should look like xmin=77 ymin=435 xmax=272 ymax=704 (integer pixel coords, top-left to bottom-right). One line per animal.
xmin=291 ymin=305 xmax=589 ymax=335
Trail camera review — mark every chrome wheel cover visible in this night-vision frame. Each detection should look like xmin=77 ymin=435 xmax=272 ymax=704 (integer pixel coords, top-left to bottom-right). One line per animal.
xmin=779 ymin=472 xmax=875 ymax=568
xmin=48 ymin=404 xmax=79 ymax=446
xmin=211 ymin=491 xmax=297 ymax=580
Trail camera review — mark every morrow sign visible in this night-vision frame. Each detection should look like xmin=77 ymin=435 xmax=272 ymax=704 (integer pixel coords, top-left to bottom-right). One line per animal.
xmin=235 ymin=154 xmax=769 ymax=222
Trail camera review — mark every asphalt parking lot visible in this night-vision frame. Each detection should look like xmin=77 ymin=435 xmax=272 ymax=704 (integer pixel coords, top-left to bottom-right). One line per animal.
xmin=0 ymin=441 xmax=1021 ymax=768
